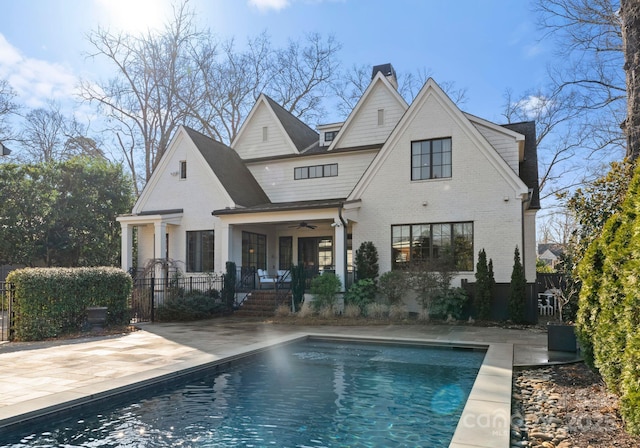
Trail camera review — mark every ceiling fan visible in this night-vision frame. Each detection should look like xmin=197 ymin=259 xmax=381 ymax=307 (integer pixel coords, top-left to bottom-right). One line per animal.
xmin=289 ymin=221 xmax=317 ymax=230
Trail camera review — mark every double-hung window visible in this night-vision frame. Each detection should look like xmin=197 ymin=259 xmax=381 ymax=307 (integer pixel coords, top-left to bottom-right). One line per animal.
xmin=411 ymin=137 xmax=452 ymax=180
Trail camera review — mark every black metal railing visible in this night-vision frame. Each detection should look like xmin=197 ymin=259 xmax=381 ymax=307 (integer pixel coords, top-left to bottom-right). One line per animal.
xmin=1 ymin=281 xmax=14 ymax=341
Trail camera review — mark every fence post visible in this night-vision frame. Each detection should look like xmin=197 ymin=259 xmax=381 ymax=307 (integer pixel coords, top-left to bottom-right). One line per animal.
xmin=9 ymin=283 xmax=15 ymax=341
xmin=151 ymin=277 xmax=155 ymax=323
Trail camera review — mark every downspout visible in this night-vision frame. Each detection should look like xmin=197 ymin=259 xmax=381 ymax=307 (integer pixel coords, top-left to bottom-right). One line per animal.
xmin=521 ymin=188 xmax=534 ymax=276
xmin=338 ymin=202 xmax=348 ymax=287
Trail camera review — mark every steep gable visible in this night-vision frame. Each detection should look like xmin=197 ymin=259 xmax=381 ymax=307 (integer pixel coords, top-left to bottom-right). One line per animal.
xmin=349 ymin=78 xmax=529 ymax=201
xmin=231 ymin=94 xmax=318 ymax=160
xmin=329 ymin=72 xmax=408 ymax=150
xmin=184 ymin=127 xmax=270 ymax=207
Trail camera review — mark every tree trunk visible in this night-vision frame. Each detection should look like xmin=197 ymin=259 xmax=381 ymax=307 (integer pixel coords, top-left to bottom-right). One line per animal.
xmin=621 ymin=0 xmax=640 ymax=161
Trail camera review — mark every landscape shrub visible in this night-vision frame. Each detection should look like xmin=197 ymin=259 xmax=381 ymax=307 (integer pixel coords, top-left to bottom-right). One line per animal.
xmin=355 ymin=241 xmax=379 ymax=282
xmin=6 ymin=267 xmax=132 ymax=341
xmin=365 ymin=302 xmax=388 ymax=319
xmin=222 ymin=261 xmax=236 ymax=310
xmin=343 ymin=303 xmax=361 ymax=318
xmin=378 ymin=270 xmax=406 ymax=304
xmin=344 ymin=278 xmax=376 ymax=312
xmin=430 ymin=287 xmax=468 ymax=320
xmin=309 ymin=272 xmax=341 ymax=311
xmin=388 ymin=304 xmax=408 ymax=320
xmin=290 ymin=264 xmax=306 ymax=312
xmin=155 ymin=291 xmax=225 ymax=322
xmin=474 ymin=249 xmax=493 ymax=320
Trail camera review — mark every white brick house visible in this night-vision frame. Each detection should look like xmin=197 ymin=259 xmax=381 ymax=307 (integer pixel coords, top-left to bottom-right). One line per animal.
xmin=117 ymin=64 xmax=540 ymax=310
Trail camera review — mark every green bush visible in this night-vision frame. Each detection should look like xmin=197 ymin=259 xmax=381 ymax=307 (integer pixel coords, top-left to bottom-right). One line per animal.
xmin=344 ymin=279 xmax=376 ymax=312
xmin=310 ymin=272 xmax=341 ymax=311
xmin=222 ymin=261 xmax=236 ymax=310
xmin=155 ymin=292 xmax=225 ymax=321
xmin=378 ymin=270 xmax=406 ymax=304
xmin=6 ymin=267 xmax=132 ymax=341
xmin=430 ymin=287 xmax=468 ymax=320
xmin=355 ymin=241 xmax=379 ymax=283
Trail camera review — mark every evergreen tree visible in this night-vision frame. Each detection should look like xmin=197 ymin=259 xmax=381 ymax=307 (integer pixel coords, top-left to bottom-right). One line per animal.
xmin=355 ymin=241 xmax=379 ymax=283
xmin=509 ymin=246 xmax=526 ymax=324
xmin=474 ymin=249 xmax=491 ymax=320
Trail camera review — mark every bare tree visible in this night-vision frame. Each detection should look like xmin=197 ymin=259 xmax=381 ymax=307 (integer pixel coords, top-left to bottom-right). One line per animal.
xmin=80 ymin=1 xmax=201 ymax=193
xmin=17 ymin=101 xmax=103 ymax=163
xmin=0 ymin=79 xmax=20 ymax=145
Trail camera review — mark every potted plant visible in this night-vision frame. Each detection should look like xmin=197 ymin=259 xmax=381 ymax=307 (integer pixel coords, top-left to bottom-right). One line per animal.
xmin=545 ymin=282 xmax=578 ymax=352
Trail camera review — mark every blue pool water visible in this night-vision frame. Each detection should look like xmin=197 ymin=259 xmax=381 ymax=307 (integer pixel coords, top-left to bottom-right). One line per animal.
xmin=2 ymin=340 xmax=485 ymax=447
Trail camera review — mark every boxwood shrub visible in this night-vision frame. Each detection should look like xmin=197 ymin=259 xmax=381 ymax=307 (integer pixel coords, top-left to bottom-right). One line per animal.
xmin=6 ymin=267 xmax=132 ymax=341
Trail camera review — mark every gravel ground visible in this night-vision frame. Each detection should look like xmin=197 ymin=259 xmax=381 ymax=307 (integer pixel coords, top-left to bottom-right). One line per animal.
xmin=512 ymin=363 xmax=640 ymax=448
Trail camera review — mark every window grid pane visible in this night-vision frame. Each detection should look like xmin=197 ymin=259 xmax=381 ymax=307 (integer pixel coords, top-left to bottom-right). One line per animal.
xmin=411 ymin=138 xmax=452 ymax=180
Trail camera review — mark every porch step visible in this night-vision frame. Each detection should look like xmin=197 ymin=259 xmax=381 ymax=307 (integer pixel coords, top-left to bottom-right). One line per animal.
xmin=234 ymin=290 xmax=292 ymax=317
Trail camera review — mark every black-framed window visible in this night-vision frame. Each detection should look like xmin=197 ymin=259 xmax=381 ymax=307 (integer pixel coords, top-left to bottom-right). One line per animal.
xmin=324 ymin=131 xmax=338 ymax=142
xmin=411 ymin=137 xmax=452 ymax=180
xmin=294 ymin=163 xmax=338 ymax=180
xmin=186 ymin=230 xmax=214 ymax=272
xmin=279 ymin=236 xmax=293 ymax=270
xmin=180 ymin=160 xmax=187 ymax=179
xmin=242 ymin=231 xmax=267 ymax=270
xmin=391 ymin=222 xmax=473 ymax=271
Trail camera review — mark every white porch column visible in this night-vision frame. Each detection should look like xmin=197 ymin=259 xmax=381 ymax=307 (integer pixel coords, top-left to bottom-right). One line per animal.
xmin=120 ymin=222 xmax=133 ymax=272
xmin=334 ymin=219 xmax=347 ymax=291
xmin=154 ymin=221 xmax=167 ymax=260
xmin=217 ymin=222 xmax=231 ymax=272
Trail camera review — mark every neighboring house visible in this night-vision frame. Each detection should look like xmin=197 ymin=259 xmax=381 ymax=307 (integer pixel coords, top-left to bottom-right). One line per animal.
xmin=538 ymin=243 xmax=565 ymax=269
xmin=117 ymin=63 xmax=540 ymax=307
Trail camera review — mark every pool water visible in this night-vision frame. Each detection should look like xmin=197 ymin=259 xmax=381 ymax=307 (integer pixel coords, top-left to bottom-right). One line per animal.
xmin=2 ymin=340 xmax=485 ymax=447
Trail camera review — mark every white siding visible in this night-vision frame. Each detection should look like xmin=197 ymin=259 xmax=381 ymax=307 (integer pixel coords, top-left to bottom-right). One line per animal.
xmin=233 ymin=102 xmax=296 ymax=159
xmin=473 ymin=123 xmax=520 ymax=173
xmin=135 ymin=132 xmax=233 ymax=272
xmin=248 ymin=151 xmax=377 ymax=202
xmin=337 ymin=82 xmax=406 ymax=149
xmin=352 ymin=93 xmax=524 ymax=283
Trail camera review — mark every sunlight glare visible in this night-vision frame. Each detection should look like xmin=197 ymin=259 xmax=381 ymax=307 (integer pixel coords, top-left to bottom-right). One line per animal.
xmin=96 ymin=0 xmax=169 ymax=34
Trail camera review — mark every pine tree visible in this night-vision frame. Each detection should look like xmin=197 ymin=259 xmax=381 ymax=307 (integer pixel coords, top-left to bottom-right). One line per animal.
xmin=355 ymin=241 xmax=379 ymax=283
xmin=475 ymin=249 xmax=491 ymax=320
xmin=509 ymin=246 xmax=526 ymax=324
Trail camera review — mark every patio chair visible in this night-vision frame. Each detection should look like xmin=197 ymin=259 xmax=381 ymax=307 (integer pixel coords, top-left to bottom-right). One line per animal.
xmin=257 ymin=269 xmax=277 ymax=289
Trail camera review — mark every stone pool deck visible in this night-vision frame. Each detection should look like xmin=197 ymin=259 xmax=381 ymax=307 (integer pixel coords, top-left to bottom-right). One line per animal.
xmin=0 ymin=319 xmax=580 ymax=447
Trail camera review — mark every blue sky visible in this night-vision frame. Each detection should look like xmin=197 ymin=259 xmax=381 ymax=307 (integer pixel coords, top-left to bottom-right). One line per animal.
xmin=0 ymin=0 xmax=552 ymax=125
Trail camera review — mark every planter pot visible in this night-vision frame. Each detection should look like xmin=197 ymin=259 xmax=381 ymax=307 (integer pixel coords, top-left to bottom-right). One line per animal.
xmin=547 ymin=323 xmax=577 ymax=352
xmin=86 ymin=306 xmax=108 ymax=330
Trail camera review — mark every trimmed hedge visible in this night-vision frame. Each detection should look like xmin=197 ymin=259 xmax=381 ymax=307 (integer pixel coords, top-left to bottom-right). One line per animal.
xmin=6 ymin=267 xmax=132 ymax=341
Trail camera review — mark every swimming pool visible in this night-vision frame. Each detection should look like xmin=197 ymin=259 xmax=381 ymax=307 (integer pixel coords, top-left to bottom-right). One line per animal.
xmin=1 ymin=339 xmax=485 ymax=447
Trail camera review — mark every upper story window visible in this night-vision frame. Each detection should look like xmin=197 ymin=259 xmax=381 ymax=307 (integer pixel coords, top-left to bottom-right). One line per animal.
xmin=294 ymin=163 xmax=338 ymax=180
xmin=378 ymin=109 xmax=384 ymax=126
xmin=262 ymin=126 xmax=268 ymax=142
xmin=179 ymin=160 xmax=187 ymax=179
xmin=411 ymin=137 xmax=452 ymax=180
xmin=324 ymin=131 xmax=338 ymax=143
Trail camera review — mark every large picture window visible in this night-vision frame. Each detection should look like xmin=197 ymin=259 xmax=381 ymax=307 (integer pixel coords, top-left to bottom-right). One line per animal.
xmin=186 ymin=230 xmax=214 ymax=272
xmin=242 ymin=231 xmax=267 ymax=270
xmin=411 ymin=137 xmax=452 ymax=180
xmin=391 ymin=222 xmax=473 ymax=271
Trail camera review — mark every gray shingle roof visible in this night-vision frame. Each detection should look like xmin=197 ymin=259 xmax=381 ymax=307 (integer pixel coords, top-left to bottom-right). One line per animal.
xmin=502 ymin=121 xmax=540 ymax=210
xmin=262 ymin=95 xmax=319 ymax=152
xmin=213 ymin=198 xmax=345 ymax=216
xmin=183 ymin=126 xmax=271 ymax=208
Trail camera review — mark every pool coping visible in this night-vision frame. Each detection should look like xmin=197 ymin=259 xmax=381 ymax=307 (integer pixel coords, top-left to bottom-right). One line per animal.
xmin=0 ymin=333 xmax=512 ymax=448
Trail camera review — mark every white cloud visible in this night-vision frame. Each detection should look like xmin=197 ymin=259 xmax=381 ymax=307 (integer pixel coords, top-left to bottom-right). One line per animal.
xmin=248 ymin=0 xmax=291 ymax=12
xmin=0 ymin=33 xmax=78 ymax=109
xmin=515 ymin=95 xmax=552 ymax=119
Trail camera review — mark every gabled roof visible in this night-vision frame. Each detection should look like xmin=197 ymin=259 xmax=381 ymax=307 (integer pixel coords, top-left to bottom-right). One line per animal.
xmin=348 ymin=78 xmax=530 ymax=201
xmin=502 ymin=121 xmax=540 ymax=210
xmin=262 ymin=95 xmax=319 ymax=152
xmin=183 ymin=127 xmax=270 ymax=207
xmin=231 ymin=94 xmax=318 ymax=155
xmin=328 ymin=71 xmax=408 ymax=151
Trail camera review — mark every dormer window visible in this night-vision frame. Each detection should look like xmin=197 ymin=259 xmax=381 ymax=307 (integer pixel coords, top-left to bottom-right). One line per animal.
xmin=324 ymin=131 xmax=338 ymax=143
xmin=179 ymin=160 xmax=187 ymax=179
